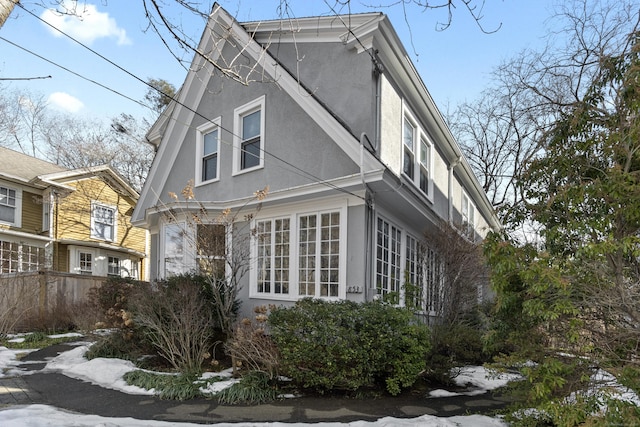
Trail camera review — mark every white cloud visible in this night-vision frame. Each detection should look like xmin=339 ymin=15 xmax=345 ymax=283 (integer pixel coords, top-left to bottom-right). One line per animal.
xmin=48 ymin=92 xmax=84 ymax=113
xmin=41 ymin=2 xmax=131 ymax=46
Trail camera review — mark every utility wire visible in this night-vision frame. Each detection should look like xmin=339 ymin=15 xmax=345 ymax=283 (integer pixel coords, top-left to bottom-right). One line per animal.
xmin=15 ymin=3 xmax=367 ymax=200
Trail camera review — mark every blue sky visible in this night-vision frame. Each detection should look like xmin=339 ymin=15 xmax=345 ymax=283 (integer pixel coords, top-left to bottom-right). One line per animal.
xmin=0 ymin=1 xmax=555 ymax=122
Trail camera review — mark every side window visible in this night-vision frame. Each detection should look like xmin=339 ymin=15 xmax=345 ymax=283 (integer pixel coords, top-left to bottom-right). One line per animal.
xmin=402 ymin=108 xmax=432 ymax=197
xmin=0 ymin=186 xmax=18 ymax=226
xmin=403 ymin=118 xmax=415 ymax=179
xmin=196 ymin=119 xmax=221 ymax=184
xmin=91 ymin=202 xmax=116 ymax=242
xmin=108 ymin=256 xmax=121 ymax=277
xmin=462 ymin=192 xmax=476 ymax=240
xmin=233 ymin=96 xmax=265 ymax=174
xmin=79 ymin=251 xmax=93 ymax=275
xmin=163 ymin=222 xmax=186 ymax=278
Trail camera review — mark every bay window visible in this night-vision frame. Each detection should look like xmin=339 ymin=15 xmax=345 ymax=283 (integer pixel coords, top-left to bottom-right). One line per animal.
xmin=252 ymin=206 xmax=344 ymax=300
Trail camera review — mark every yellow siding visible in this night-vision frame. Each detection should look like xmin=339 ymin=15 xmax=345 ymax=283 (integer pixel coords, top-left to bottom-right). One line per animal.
xmin=55 ymin=177 xmax=147 ymax=256
xmin=16 ymin=191 xmax=43 ymax=235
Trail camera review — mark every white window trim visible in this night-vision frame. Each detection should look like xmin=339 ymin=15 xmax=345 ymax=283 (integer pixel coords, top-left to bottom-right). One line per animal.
xmin=402 ymin=105 xmax=434 ymax=200
xmin=249 ymin=200 xmax=347 ymax=301
xmin=462 ymin=191 xmax=477 ymax=240
xmin=232 ymin=95 xmax=265 ymax=176
xmin=375 ymin=216 xmax=444 ymax=315
xmin=0 ymin=185 xmax=22 ymax=228
xmin=161 ymin=221 xmax=190 ymax=278
xmin=90 ymin=202 xmax=117 ymax=242
xmin=77 ymin=249 xmax=95 ymax=275
xmin=196 ymin=118 xmax=221 ymax=186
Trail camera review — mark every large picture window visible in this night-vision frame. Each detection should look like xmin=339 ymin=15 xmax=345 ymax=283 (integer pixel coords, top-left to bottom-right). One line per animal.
xmin=251 ymin=206 xmax=344 ymax=300
xmin=234 ymin=96 xmax=265 ymax=174
xmin=402 ymin=108 xmax=432 ymax=197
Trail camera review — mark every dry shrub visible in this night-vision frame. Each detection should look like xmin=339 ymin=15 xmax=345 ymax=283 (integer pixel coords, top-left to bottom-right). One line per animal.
xmin=130 ymin=279 xmax=215 ymax=375
xmin=226 ymin=305 xmax=279 ymax=379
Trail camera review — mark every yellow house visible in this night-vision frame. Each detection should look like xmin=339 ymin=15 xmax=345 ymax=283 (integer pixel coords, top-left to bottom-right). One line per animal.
xmin=0 ymin=147 xmax=148 ymax=280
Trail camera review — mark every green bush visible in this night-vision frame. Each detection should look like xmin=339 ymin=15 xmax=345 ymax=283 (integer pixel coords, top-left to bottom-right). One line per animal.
xmin=216 ymin=371 xmax=278 ymax=404
xmin=269 ymin=299 xmax=430 ymax=396
xmin=124 ymin=370 xmax=206 ymax=400
xmin=425 ymin=307 xmax=493 ymax=384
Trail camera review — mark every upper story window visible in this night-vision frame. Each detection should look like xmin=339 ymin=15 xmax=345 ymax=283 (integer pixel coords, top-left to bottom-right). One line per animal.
xmin=91 ymin=202 xmax=116 ymax=242
xmin=462 ymin=192 xmax=476 ymax=240
xmin=42 ymin=201 xmax=50 ymax=232
xmin=402 ymin=108 xmax=432 ymax=198
xmin=0 ymin=186 xmax=18 ymax=225
xmin=196 ymin=119 xmax=221 ymax=184
xmin=233 ymin=96 xmax=265 ymax=174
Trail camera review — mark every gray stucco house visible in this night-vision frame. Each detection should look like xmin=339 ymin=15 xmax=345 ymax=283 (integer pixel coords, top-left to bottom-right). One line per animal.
xmin=131 ymin=4 xmax=500 ymax=319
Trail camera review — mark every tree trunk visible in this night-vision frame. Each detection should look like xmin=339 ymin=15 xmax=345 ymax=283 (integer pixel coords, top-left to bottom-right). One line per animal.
xmin=0 ymin=0 xmax=17 ymax=29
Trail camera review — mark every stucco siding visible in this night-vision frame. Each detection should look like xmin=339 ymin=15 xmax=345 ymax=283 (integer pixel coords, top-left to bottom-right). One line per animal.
xmin=157 ymin=56 xmax=361 ymax=207
xmin=266 ymin=41 xmax=376 ymax=141
xmin=378 ymin=74 xmax=402 ymax=174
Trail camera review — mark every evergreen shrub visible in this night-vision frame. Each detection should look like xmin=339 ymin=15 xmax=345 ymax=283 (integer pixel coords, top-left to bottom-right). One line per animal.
xmin=269 ymin=298 xmax=430 ymax=396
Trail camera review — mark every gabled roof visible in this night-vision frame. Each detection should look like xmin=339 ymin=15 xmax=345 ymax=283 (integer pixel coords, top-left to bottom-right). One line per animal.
xmin=135 ymin=4 xmax=383 ymax=224
xmin=0 ymin=147 xmax=138 ymax=199
xmin=0 ymin=146 xmax=68 ymax=185
xmin=37 ymin=165 xmax=139 ymax=200
xmin=136 ymin=4 xmax=499 ymax=231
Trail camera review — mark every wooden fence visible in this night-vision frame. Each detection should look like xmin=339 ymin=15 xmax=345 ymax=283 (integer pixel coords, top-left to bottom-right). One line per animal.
xmin=0 ymin=271 xmax=107 ymax=332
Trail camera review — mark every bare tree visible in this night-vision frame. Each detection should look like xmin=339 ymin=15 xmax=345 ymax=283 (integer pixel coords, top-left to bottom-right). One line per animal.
xmin=157 ymin=181 xmax=269 ymax=349
xmin=448 ymin=0 xmax=640 ymax=236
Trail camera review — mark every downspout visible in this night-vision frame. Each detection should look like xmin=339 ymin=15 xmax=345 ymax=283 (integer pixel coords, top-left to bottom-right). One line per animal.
xmin=448 ymin=156 xmax=462 ymax=225
xmin=360 ymin=133 xmax=375 ymax=303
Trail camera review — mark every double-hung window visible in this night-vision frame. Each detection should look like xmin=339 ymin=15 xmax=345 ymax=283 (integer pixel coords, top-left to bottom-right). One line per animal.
xmin=462 ymin=192 xmax=476 ymax=240
xmin=0 ymin=186 xmax=17 ymax=225
xmin=234 ymin=96 xmax=265 ymax=174
xmin=91 ymin=203 xmax=115 ymax=242
xmin=402 ymin=108 xmax=432 ymax=197
xmin=403 ymin=119 xmax=416 ymax=179
xmin=197 ymin=119 xmax=220 ymax=184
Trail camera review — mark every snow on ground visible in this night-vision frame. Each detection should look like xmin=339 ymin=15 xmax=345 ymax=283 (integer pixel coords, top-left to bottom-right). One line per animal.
xmin=0 ymin=337 xmax=514 ymax=426
xmin=0 ymin=405 xmax=508 ymax=427
xmin=428 ymin=366 xmax=522 ymax=398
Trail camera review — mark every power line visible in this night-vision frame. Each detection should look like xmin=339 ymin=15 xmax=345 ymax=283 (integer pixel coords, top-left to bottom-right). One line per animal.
xmin=13 ymin=3 xmax=367 ymax=201
xmin=0 ymin=75 xmax=51 ymax=80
